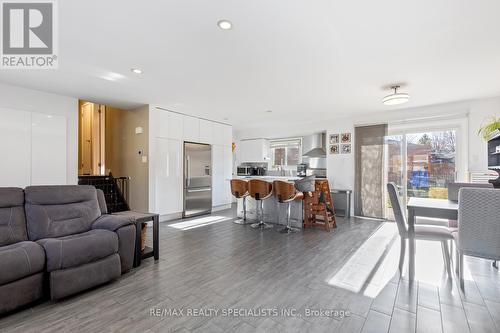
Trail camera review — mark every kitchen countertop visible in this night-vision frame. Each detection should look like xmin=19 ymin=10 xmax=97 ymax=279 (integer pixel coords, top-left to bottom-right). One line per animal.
xmin=234 ymin=175 xmax=301 ymax=181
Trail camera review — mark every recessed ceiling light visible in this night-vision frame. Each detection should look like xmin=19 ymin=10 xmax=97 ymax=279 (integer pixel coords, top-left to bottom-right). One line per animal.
xmin=217 ymin=20 xmax=232 ymax=30
xmin=131 ymin=68 xmax=143 ymax=74
xmin=266 ymin=110 xmax=273 ymax=113
xmin=382 ymin=85 xmax=409 ymax=105
xmin=223 ymin=117 xmax=229 ymax=120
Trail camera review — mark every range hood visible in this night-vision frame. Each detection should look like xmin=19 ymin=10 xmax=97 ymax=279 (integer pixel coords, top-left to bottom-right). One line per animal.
xmin=302 ymin=133 xmax=326 ymax=157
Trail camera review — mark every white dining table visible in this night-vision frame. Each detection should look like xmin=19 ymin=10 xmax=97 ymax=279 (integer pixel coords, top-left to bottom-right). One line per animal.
xmin=406 ymin=197 xmax=459 ymax=281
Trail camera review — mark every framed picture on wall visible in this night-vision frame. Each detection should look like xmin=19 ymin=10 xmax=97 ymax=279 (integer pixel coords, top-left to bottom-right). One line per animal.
xmin=330 ymin=144 xmax=339 ymax=154
xmin=341 ymin=132 xmax=351 ymax=143
xmin=329 ymin=134 xmax=339 ymax=144
xmin=341 ymin=143 xmax=351 ymax=154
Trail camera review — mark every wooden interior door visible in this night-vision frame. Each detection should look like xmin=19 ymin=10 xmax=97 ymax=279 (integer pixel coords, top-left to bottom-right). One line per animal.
xmin=80 ymin=103 xmax=93 ymax=175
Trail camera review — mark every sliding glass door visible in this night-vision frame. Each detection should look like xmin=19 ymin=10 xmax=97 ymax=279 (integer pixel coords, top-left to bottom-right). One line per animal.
xmin=384 ymin=129 xmax=457 ymax=219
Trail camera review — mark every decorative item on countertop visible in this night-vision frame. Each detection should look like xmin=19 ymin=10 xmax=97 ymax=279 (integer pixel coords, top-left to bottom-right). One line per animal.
xmin=341 ymin=132 xmax=351 ymax=143
xmin=294 ymin=175 xmax=316 ymax=192
xmin=329 ymin=134 xmax=339 ymax=144
xmin=341 ymin=144 xmax=351 ymax=154
xmin=478 ymin=116 xmax=500 ymax=141
xmin=330 ymin=144 xmax=339 ymax=154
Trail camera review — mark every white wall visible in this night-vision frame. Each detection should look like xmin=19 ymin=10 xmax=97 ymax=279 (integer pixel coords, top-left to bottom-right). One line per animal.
xmin=0 ymin=83 xmax=78 ymax=185
xmin=235 ymin=96 xmax=500 ymax=214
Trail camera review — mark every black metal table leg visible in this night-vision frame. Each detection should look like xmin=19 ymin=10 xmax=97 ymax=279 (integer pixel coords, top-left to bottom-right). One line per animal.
xmin=153 ymin=214 xmax=159 ymax=260
xmin=134 ymin=220 xmax=142 ymax=267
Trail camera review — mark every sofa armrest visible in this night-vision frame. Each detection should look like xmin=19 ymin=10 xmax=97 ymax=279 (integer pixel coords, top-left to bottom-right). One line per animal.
xmin=92 ymin=214 xmax=134 ymax=232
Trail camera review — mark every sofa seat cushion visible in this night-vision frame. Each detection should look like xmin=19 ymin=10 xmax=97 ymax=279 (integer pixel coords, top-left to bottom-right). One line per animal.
xmin=0 ymin=241 xmax=45 ymax=285
xmin=37 ymin=229 xmax=118 ymax=272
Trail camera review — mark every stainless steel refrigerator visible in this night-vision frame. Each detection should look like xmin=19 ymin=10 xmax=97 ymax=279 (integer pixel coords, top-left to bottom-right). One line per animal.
xmin=183 ymin=142 xmax=212 ymax=218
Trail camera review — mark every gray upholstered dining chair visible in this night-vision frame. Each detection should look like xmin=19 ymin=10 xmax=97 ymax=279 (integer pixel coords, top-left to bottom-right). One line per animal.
xmin=454 ymin=187 xmax=500 ymax=290
xmin=387 ymin=183 xmax=455 ymax=276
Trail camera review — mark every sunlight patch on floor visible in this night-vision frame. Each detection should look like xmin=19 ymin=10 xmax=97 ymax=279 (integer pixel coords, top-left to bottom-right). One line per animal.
xmin=168 ymin=216 xmax=231 ymax=230
xmin=327 ymin=223 xmax=398 ymax=298
xmin=411 ymin=240 xmax=473 ymax=284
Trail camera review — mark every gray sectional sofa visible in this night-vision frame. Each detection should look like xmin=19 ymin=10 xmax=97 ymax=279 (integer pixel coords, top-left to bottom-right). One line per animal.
xmin=0 ymin=188 xmax=45 ymax=315
xmin=0 ymin=185 xmax=136 ymax=315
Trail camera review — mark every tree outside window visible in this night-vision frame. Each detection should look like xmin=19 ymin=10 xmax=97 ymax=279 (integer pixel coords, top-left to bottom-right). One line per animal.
xmin=270 ymin=139 xmax=301 ymax=169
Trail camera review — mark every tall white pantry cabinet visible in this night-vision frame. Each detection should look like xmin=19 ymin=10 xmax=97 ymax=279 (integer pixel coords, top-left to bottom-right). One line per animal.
xmin=150 ymin=107 xmax=233 ymax=218
xmin=0 ymin=108 xmax=67 ymax=187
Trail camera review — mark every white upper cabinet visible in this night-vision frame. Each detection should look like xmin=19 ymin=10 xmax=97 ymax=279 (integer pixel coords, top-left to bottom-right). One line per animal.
xmin=154 ymin=107 xmax=231 ymax=145
xmin=183 ymin=115 xmax=200 ymax=142
xmin=155 ymin=109 xmax=183 ymax=140
xmin=238 ymin=139 xmax=269 ymax=162
xmin=223 ymin=125 xmax=232 ymax=146
xmin=213 ymin=122 xmax=232 ymax=146
xmin=199 ymin=119 xmax=213 ymax=144
xmin=31 ymin=113 xmax=67 ymax=185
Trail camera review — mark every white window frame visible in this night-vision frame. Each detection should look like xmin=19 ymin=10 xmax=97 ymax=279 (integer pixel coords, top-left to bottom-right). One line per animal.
xmin=269 ymin=138 xmax=302 ymax=170
xmin=386 ymin=117 xmax=468 ymax=213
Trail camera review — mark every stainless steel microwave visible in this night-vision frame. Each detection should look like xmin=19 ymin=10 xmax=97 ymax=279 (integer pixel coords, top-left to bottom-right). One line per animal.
xmin=237 ymin=166 xmax=252 ymax=176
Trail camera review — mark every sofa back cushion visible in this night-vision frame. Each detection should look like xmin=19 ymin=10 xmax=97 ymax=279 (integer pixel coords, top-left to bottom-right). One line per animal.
xmin=25 ymin=185 xmax=101 ymax=240
xmin=0 ymin=188 xmax=27 ymax=246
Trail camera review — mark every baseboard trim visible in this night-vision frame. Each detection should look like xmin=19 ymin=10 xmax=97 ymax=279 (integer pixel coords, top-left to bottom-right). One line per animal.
xmin=159 ymin=212 xmax=183 ymax=222
xmin=212 ymin=204 xmax=232 ymax=212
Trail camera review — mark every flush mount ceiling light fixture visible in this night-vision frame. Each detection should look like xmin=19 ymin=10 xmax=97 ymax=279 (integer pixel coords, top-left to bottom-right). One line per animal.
xmin=131 ymin=68 xmax=143 ymax=74
xmin=266 ymin=110 xmax=273 ymax=113
xmin=382 ymin=85 xmax=410 ymax=105
xmin=217 ymin=20 xmax=232 ymax=30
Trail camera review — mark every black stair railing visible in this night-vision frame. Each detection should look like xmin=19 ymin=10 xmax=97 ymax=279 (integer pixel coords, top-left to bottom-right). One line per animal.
xmin=78 ymin=174 xmax=130 ymax=213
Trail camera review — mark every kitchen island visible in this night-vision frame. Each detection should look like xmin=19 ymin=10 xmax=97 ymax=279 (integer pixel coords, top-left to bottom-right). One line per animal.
xmin=234 ymin=176 xmax=304 ymax=228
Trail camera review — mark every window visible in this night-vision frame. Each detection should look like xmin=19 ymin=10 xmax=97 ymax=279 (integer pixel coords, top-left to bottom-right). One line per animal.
xmin=270 ymin=138 xmax=301 ymax=169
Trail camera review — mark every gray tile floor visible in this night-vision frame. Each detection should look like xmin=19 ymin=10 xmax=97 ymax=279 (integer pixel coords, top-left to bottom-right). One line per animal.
xmin=1 ymin=207 xmax=499 ymax=332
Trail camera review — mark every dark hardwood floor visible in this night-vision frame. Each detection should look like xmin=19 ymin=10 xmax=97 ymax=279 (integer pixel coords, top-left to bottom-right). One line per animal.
xmin=1 ymin=207 xmax=499 ymax=332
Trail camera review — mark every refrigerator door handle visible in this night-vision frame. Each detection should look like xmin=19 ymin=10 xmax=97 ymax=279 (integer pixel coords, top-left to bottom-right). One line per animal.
xmin=186 ymin=155 xmax=191 ymax=188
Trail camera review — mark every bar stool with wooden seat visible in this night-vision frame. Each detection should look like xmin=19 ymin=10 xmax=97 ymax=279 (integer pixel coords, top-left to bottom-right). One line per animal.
xmin=273 ymin=180 xmax=304 ymax=233
xmin=230 ymin=179 xmax=250 ymax=224
xmin=248 ymin=179 xmax=273 ymax=229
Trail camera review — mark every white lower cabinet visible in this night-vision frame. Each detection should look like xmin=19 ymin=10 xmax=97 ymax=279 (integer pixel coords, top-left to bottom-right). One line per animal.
xmin=223 ymin=145 xmax=233 ymax=204
xmin=154 ymin=138 xmax=183 ymax=215
xmin=212 ymin=145 xmax=224 ymax=207
xmin=212 ymin=144 xmax=233 ymax=207
xmin=151 ymin=107 xmax=234 ymax=215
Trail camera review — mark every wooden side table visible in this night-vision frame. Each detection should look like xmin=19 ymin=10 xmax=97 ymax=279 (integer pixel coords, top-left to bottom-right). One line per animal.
xmin=112 ymin=211 xmax=159 ymax=267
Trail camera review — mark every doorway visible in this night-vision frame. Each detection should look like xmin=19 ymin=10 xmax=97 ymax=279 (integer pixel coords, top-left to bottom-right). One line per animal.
xmin=78 ymin=101 xmax=106 ymax=175
xmin=384 ymin=129 xmax=458 ymax=219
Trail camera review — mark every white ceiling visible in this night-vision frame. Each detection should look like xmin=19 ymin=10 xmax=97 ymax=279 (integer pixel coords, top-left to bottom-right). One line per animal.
xmin=1 ymin=0 xmax=500 ymax=131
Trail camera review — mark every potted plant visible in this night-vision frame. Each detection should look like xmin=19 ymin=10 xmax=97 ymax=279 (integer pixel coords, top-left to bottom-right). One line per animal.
xmin=478 ymin=116 xmax=500 ymax=141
